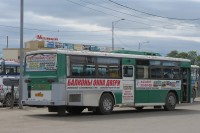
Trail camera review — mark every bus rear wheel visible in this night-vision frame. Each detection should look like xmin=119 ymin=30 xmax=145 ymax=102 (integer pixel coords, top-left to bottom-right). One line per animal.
xmin=96 ymin=93 xmax=114 ymax=115
xmin=66 ymin=106 xmax=85 ymax=114
xmin=57 ymin=106 xmax=66 ymax=116
xmin=164 ymin=92 xmax=177 ymax=111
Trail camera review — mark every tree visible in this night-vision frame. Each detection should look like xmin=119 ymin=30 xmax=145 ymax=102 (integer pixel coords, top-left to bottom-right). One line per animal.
xmin=166 ymin=50 xmax=198 ymax=65
xmin=166 ymin=50 xmax=178 ymax=57
xmin=188 ymin=51 xmax=197 ymax=65
xmin=177 ymin=52 xmax=188 ymax=59
xmin=196 ymin=55 xmax=200 ymax=66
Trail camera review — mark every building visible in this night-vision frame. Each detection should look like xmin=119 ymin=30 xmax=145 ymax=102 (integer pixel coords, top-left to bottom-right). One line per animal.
xmin=2 ymin=34 xmax=123 ymax=61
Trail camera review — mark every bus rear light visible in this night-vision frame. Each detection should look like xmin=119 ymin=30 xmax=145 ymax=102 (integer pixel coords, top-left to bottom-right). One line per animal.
xmin=47 ymin=79 xmax=55 ymax=83
xmin=24 ymin=79 xmax=31 ymax=83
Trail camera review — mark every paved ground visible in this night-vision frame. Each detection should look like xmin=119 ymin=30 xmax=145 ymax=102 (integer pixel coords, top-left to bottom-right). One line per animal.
xmin=0 ymin=99 xmax=200 ymax=133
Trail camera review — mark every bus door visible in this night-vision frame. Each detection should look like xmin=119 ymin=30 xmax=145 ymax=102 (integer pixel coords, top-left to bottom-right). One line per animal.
xmin=122 ymin=65 xmax=135 ymax=105
xmin=181 ymin=68 xmax=191 ymax=103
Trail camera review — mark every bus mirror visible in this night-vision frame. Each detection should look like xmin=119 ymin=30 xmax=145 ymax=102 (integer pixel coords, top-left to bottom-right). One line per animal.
xmin=24 ymin=79 xmax=31 ymax=83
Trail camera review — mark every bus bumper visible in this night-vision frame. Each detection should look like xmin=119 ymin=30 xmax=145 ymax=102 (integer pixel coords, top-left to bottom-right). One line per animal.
xmin=22 ymin=100 xmax=66 ymax=106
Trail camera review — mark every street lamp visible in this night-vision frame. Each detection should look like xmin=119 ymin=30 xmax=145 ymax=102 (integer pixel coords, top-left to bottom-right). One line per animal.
xmin=138 ymin=41 xmax=149 ymax=51
xmin=112 ymin=18 xmax=125 ymax=51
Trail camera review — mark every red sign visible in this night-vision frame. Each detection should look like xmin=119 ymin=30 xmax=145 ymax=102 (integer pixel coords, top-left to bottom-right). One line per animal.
xmin=67 ymin=79 xmax=120 ymax=87
xmin=36 ymin=35 xmax=58 ymax=41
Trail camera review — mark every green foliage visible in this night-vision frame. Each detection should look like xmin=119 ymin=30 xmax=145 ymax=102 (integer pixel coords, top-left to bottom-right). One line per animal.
xmin=166 ymin=50 xmax=178 ymax=57
xmin=177 ymin=52 xmax=188 ymax=58
xmin=166 ymin=50 xmax=199 ymax=65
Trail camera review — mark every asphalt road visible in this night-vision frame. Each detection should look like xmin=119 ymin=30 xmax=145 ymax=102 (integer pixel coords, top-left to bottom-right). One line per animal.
xmin=0 ymin=99 xmax=200 ymax=133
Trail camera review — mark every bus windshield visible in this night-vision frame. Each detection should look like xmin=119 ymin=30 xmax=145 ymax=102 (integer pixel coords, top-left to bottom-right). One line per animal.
xmin=25 ymin=53 xmax=57 ymax=72
xmin=0 ymin=61 xmax=20 ymax=75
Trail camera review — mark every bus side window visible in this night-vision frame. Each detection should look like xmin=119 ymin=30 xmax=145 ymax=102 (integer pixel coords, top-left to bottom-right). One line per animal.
xmin=8 ymin=68 xmax=15 ymax=75
xmin=136 ymin=66 xmax=149 ymax=79
xmin=150 ymin=68 xmax=162 ymax=79
xmin=123 ymin=66 xmax=133 ymax=77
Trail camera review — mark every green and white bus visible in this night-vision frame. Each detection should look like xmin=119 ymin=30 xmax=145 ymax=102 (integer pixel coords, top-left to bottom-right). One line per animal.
xmin=191 ymin=65 xmax=200 ymax=99
xmin=22 ymin=49 xmax=192 ymax=115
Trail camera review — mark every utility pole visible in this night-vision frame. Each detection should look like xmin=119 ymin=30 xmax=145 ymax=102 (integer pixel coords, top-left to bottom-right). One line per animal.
xmin=19 ymin=0 xmax=24 ymax=109
xmin=6 ymin=36 xmax=8 ymax=48
xmin=111 ymin=19 xmax=125 ymax=51
xmin=138 ymin=41 xmax=149 ymax=51
xmin=112 ymin=22 xmax=114 ymax=51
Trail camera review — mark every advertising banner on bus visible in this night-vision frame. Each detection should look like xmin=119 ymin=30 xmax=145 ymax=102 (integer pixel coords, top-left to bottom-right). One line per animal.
xmin=26 ymin=54 xmax=57 ymax=71
xmin=136 ymin=79 xmax=181 ymax=90
xmin=66 ymin=78 xmax=121 ymax=90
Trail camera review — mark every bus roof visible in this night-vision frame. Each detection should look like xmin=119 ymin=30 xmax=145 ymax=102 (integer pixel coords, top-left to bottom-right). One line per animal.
xmin=0 ymin=60 xmax=20 ymax=66
xmin=26 ymin=49 xmax=190 ymax=62
xmin=191 ymin=65 xmax=200 ymax=68
xmin=111 ymin=50 xmax=161 ymax=56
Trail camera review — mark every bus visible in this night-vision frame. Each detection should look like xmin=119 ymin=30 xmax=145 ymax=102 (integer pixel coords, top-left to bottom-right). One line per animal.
xmin=22 ymin=49 xmax=192 ymax=115
xmin=191 ymin=65 xmax=200 ymax=99
xmin=0 ymin=59 xmax=20 ymax=106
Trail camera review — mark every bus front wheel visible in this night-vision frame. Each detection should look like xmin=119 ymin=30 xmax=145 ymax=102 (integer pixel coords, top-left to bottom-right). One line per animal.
xmin=96 ymin=93 xmax=114 ymax=115
xmin=4 ymin=94 xmax=12 ymax=107
xmin=164 ymin=92 xmax=177 ymax=111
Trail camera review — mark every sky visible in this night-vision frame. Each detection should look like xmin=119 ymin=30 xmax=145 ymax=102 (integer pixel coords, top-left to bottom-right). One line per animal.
xmin=0 ymin=0 xmax=200 ymax=56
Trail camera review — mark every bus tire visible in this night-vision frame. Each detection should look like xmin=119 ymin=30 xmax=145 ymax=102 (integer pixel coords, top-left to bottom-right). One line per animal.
xmin=57 ymin=106 xmax=66 ymax=116
xmin=96 ymin=93 xmax=114 ymax=115
xmin=135 ymin=107 xmax=144 ymax=110
xmin=4 ymin=94 xmax=12 ymax=107
xmin=48 ymin=106 xmax=57 ymax=112
xmin=66 ymin=106 xmax=85 ymax=114
xmin=164 ymin=92 xmax=176 ymax=111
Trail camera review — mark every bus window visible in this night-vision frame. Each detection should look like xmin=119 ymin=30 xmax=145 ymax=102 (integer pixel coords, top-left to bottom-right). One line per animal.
xmin=123 ymin=66 xmax=133 ymax=77
xmin=109 ymin=66 xmax=120 ymax=78
xmin=136 ymin=66 xmax=149 ymax=79
xmin=5 ymin=66 xmax=18 ymax=75
xmin=150 ymin=68 xmax=162 ymax=79
xmin=97 ymin=57 xmax=119 ymax=64
xmin=98 ymin=65 xmax=109 ymax=77
xmin=85 ymin=65 xmax=95 ymax=76
xmin=71 ymin=64 xmax=84 ymax=76
xmin=163 ymin=61 xmax=179 ymax=66
xmin=0 ymin=66 xmax=4 ymax=74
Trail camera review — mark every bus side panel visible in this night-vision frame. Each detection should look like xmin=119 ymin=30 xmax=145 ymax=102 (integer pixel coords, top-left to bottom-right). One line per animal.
xmin=114 ymin=91 xmax=122 ymax=104
xmin=148 ymin=90 xmax=168 ymax=103
xmin=51 ymin=83 xmax=66 ymax=105
xmin=134 ymin=90 xmax=149 ymax=103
